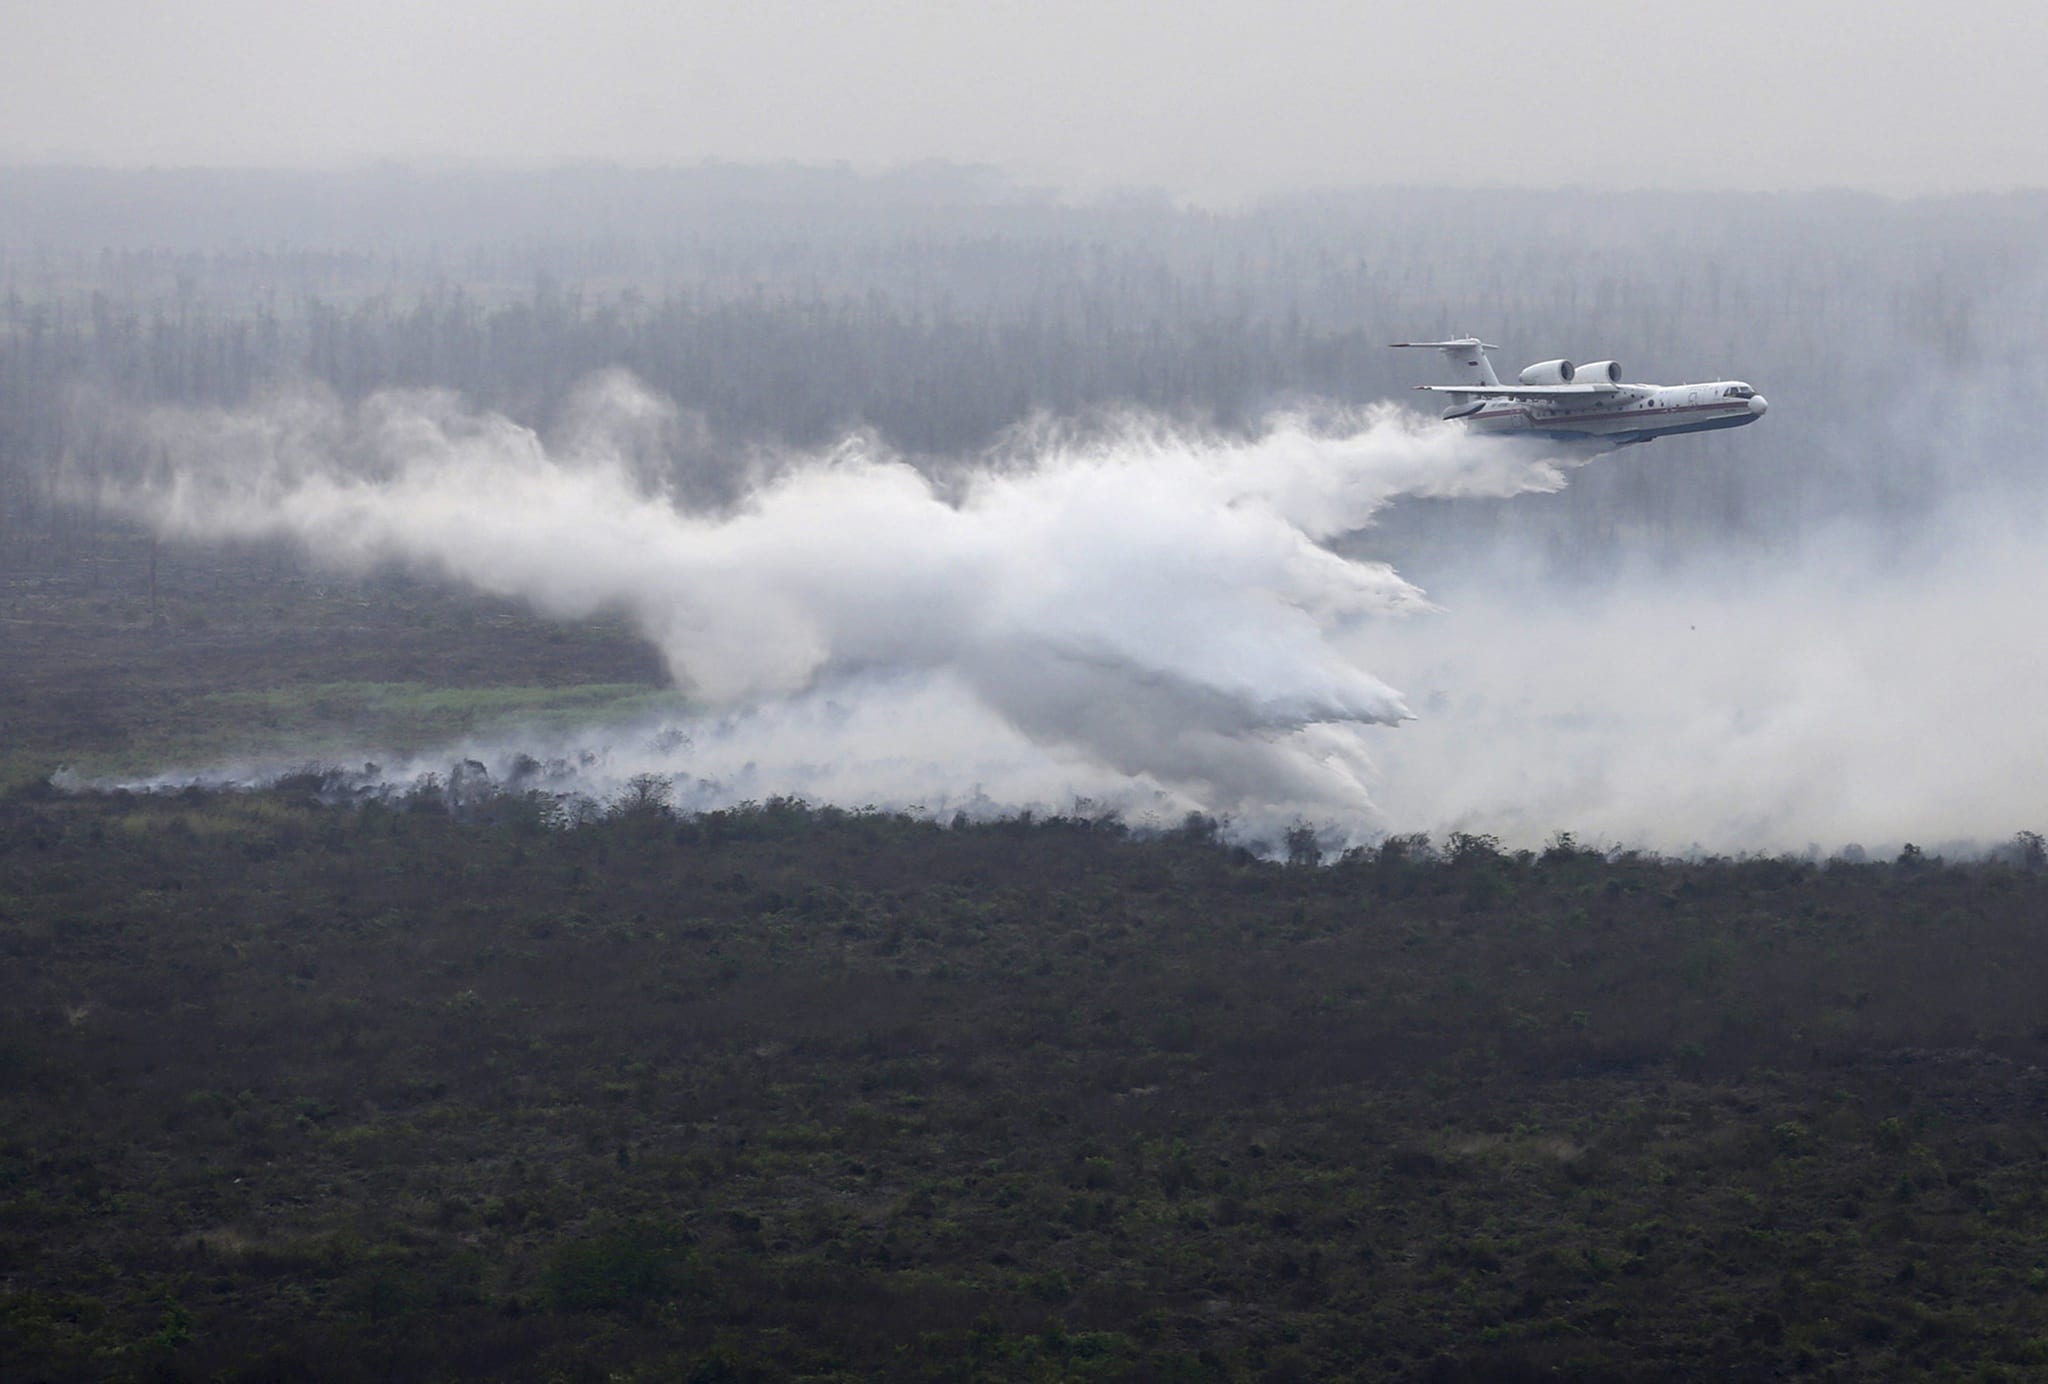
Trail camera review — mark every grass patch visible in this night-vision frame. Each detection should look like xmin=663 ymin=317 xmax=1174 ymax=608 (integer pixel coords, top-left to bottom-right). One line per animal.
xmin=201 ymin=680 xmax=676 ymax=740
xmin=55 ymin=681 xmax=679 ymax=783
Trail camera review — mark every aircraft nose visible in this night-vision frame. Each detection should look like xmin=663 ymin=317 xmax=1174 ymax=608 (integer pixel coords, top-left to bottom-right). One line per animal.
xmin=1748 ymin=395 xmax=1769 ymax=416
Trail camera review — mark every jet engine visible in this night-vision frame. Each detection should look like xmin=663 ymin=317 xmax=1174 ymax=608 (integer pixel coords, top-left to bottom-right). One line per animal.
xmin=1518 ymin=359 xmax=1574 ymax=385
xmin=1575 ymin=360 xmax=1622 ymax=384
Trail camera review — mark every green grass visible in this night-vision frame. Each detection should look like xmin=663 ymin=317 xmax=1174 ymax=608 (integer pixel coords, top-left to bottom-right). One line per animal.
xmin=202 ymin=680 xmax=675 ymax=729
xmin=54 ymin=681 xmax=681 ymax=784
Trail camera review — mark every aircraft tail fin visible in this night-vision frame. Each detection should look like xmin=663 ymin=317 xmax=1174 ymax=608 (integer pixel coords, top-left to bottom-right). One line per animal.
xmin=1389 ymin=337 xmax=1502 ymax=387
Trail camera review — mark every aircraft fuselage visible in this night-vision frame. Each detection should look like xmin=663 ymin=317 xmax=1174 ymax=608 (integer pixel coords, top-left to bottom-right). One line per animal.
xmin=1453 ymin=380 xmax=1768 ymax=446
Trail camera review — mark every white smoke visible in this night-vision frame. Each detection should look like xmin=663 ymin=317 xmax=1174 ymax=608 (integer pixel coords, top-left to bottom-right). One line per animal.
xmin=1358 ymin=496 xmax=2048 ymax=855
xmin=102 ymin=374 xmax=1585 ymax=835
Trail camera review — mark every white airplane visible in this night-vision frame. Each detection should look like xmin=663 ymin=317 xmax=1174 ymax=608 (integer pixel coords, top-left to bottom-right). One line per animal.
xmin=1391 ymin=337 xmax=1767 ymax=447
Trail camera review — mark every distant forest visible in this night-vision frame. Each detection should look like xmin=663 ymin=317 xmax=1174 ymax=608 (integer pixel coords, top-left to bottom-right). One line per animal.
xmin=2 ymin=165 xmax=2043 ymax=568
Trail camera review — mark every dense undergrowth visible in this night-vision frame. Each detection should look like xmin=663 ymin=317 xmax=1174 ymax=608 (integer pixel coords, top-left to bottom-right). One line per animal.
xmin=4 ymin=785 xmax=2048 ymax=1381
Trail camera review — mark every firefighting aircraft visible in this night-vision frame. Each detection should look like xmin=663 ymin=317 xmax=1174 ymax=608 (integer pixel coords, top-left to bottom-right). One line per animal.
xmin=1391 ymin=337 xmax=1767 ymax=447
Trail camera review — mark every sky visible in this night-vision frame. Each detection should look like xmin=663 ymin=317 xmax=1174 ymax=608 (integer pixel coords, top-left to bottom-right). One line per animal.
xmin=3 ymin=0 xmax=2043 ymax=202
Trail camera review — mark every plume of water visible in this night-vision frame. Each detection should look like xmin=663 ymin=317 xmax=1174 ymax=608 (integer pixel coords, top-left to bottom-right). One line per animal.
xmin=102 ymin=373 xmax=1582 ymax=832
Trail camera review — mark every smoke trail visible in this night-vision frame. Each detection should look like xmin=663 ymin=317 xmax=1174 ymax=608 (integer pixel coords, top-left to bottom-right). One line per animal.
xmin=102 ymin=373 xmax=1580 ymax=829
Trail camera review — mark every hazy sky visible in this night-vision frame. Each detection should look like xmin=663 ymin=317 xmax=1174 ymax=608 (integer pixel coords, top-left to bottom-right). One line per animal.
xmin=4 ymin=0 xmax=2042 ymax=201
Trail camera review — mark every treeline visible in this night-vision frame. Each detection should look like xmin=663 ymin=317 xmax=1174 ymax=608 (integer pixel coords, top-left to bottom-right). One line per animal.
xmin=3 ymin=167 xmax=2044 ymax=565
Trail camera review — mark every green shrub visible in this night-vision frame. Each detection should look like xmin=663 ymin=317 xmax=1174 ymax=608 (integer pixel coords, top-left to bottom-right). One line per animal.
xmin=544 ymin=1220 xmax=694 ymax=1312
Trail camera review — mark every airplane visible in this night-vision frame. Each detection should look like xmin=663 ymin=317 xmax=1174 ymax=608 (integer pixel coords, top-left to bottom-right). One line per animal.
xmin=1390 ymin=337 xmax=1766 ymax=447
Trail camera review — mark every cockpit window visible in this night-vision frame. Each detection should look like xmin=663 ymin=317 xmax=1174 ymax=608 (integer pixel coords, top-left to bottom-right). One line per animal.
xmin=1723 ymin=385 xmax=1754 ymax=399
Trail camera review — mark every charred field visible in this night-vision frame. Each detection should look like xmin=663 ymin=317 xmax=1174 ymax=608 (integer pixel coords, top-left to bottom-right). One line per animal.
xmin=6 ymin=538 xmax=2048 ymax=1382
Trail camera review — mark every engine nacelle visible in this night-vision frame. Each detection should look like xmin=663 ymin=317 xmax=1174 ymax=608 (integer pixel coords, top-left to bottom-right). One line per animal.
xmin=1518 ymin=359 xmax=1574 ymax=385
xmin=1575 ymin=359 xmax=1622 ymax=384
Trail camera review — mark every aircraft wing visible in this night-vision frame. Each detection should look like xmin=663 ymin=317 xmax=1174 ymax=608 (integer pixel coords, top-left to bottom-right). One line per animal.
xmin=1417 ymin=384 xmax=1621 ymax=399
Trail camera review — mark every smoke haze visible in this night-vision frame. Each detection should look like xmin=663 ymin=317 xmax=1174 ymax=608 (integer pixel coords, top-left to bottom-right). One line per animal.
xmin=1358 ymin=499 xmax=2048 ymax=853
xmin=86 ymin=360 xmax=2048 ymax=854
xmin=102 ymin=375 xmax=1593 ymax=834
